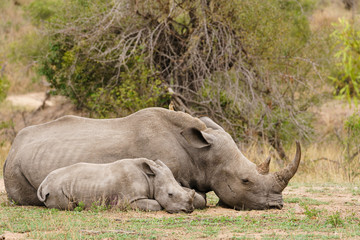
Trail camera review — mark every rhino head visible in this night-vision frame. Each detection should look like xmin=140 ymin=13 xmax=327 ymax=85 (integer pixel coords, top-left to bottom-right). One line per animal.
xmin=143 ymin=159 xmax=195 ymax=213
xmin=181 ymin=119 xmax=301 ymax=210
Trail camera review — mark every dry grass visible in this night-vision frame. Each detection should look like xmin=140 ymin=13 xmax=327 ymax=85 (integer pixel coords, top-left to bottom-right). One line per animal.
xmin=301 ymin=143 xmax=346 ymax=181
xmin=310 ymin=0 xmax=360 ymax=31
xmin=242 ymin=97 xmax=360 ymax=184
xmin=0 ymin=143 xmax=10 ymax=177
xmin=242 ymin=142 xmax=360 ymax=184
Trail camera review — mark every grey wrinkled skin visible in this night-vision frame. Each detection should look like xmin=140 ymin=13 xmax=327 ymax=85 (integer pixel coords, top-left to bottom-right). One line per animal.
xmin=4 ymin=107 xmax=301 ymax=210
xmin=37 ymin=158 xmax=195 ymax=213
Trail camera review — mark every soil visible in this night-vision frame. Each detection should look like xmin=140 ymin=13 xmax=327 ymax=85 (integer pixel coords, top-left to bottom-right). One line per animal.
xmin=0 ymin=231 xmax=28 ymax=240
xmin=6 ymin=92 xmax=56 ymax=111
xmin=1 ymin=92 xmax=83 ymax=141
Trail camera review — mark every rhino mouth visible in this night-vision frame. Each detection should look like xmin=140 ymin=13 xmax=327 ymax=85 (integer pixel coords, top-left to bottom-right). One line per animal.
xmin=268 ymin=202 xmax=284 ymax=210
xmin=166 ymin=208 xmax=194 ymax=214
xmin=232 ymin=199 xmax=284 ymax=210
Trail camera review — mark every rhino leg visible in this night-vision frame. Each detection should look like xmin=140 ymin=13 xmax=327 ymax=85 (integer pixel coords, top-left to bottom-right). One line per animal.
xmin=216 ymin=199 xmax=231 ymax=208
xmin=182 ymin=187 xmax=207 ymax=209
xmin=4 ymin=167 xmax=42 ymax=206
xmin=130 ymin=199 xmax=162 ymax=211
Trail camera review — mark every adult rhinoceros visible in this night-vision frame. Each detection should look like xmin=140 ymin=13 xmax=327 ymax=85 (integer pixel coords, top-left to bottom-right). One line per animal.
xmin=3 ymin=107 xmax=301 ymax=210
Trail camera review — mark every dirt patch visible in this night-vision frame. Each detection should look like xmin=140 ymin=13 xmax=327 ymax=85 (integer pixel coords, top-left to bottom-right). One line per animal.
xmin=5 ymin=92 xmax=57 ymax=110
xmin=0 ymin=179 xmax=4 ymax=193
xmin=284 ymin=185 xmax=360 ymax=215
xmin=0 ymin=231 xmax=29 ymax=240
xmin=1 ymin=93 xmax=83 ymax=142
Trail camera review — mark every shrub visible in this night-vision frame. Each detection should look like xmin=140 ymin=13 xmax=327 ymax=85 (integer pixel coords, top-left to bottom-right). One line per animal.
xmin=73 ymin=201 xmax=85 ymax=212
xmin=330 ymin=18 xmax=360 ymax=105
xmin=342 ymin=113 xmax=360 ymax=181
xmin=304 ymin=205 xmax=322 ymax=219
xmin=26 ymin=0 xmax=61 ymax=25
xmin=325 ymin=212 xmax=344 ymax=228
xmin=36 ymin=0 xmax=322 ymax=155
xmin=0 ymin=63 xmax=9 ymax=102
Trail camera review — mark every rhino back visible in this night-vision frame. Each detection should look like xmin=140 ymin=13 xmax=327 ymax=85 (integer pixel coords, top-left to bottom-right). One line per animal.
xmin=42 ymin=160 xmax=150 ymax=208
xmin=4 ymin=108 xmax=207 ymax=204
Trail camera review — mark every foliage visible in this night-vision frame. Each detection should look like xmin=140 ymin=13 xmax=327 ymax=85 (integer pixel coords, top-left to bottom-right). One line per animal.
xmin=330 ymin=18 xmax=360 ymax=105
xmin=73 ymin=201 xmax=85 ymax=212
xmin=26 ymin=0 xmax=61 ymax=25
xmin=90 ymin=202 xmax=110 ymax=212
xmin=327 ymin=113 xmax=360 ymax=182
xmin=0 ymin=63 xmax=9 ymax=103
xmin=304 ymin=205 xmax=322 ymax=219
xmin=8 ymin=31 xmax=49 ymax=63
xmin=34 ymin=0 xmax=323 ymax=154
xmin=337 ymin=113 xmax=360 ymax=181
xmin=0 ymin=120 xmax=14 ymax=131
xmin=326 ymin=212 xmax=344 ymax=228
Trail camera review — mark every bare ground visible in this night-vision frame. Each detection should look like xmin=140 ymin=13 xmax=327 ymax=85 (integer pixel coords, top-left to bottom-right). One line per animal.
xmin=0 ymin=179 xmax=4 ymax=196
xmin=1 ymin=92 xmax=83 ymax=142
xmin=5 ymin=92 xmax=57 ymax=111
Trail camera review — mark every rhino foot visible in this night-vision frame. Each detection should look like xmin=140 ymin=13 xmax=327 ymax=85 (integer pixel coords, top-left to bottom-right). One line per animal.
xmin=130 ymin=199 xmax=162 ymax=211
xmin=182 ymin=187 xmax=207 ymax=209
xmin=216 ymin=199 xmax=231 ymax=208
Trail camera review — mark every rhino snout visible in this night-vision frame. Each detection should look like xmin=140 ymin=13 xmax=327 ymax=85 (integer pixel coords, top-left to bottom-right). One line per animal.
xmin=166 ymin=206 xmax=194 ymax=214
xmin=268 ymin=201 xmax=284 ymax=209
xmin=185 ymin=205 xmax=195 ymax=213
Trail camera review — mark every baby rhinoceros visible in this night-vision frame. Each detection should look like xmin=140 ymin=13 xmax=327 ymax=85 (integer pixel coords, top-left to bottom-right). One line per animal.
xmin=37 ymin=158 xmax=195 ymax=213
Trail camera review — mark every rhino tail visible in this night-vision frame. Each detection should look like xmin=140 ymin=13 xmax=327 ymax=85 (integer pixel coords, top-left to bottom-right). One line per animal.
xmin=37 ymin=181 xmax=49 ymax=202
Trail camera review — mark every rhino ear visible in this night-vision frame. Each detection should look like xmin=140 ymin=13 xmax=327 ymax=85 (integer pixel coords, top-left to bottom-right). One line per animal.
xmin=199 ymin=117 xmax=225 ymax=132
xmin=154 ymin=159 xmax=167 ymax=168
xmin=180 ymin=128 xmax=212 ymax=148
xmin=155 ymin=159 xmax=171 ymax=171
xmin=142 ymin=161 xmax=157 ymax=176
xmin=189 ymin=189 xmax=196 ymax=199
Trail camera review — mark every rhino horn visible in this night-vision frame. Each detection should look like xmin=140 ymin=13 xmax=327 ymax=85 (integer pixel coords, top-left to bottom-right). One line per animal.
xmin=256 ymin=156 xmax=271 ymax=175
xmin=273 ymin=141 xmax=301 ymax=192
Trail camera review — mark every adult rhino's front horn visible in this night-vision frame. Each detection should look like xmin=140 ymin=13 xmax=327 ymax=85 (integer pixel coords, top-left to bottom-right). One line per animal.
xmin=272 ymin=141 xmax=301 ymax=192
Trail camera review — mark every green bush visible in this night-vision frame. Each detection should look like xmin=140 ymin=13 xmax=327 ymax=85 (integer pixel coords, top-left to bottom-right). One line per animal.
xmin=343 ymin=113 xmax=360 ymax=181
xmin=304 ymin=205 xmax=322 ymax=219
xmin=0 ymin=62 xmax=9 ymax=102
xmin=8 ymin=31 xmax=49 ymax=63
xmin=36 ymin=0 xmax=322 ymax=153
xmin=330 ymin=18 xmax=360 ymax=105
xmin=26 ymin=0 xmax=61 ymax=25
xmin=73 ymin=201 xmax=86 ymax=212
xmin=326 ymin=212 xmax=344 ymax=228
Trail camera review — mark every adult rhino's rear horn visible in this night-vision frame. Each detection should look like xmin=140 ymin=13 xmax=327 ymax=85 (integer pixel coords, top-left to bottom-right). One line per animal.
xmin=256 ymin=156 xmax=271 ymax=175
xmin=273 ymin=141 xmax=301 ymax=192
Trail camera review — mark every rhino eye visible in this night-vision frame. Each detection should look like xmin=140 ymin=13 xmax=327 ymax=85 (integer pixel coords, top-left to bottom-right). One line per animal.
xmin=168 ymin=193 xmax=173 ymax=198
xmin=241 ymin=179 xmax=250 ymax=184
